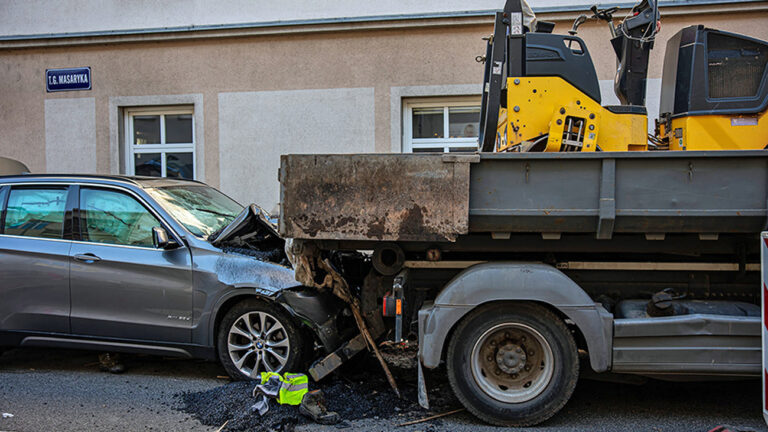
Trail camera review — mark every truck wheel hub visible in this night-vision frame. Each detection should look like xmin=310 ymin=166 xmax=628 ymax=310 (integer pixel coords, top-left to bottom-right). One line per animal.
xmin=471 ymin=322 xmax=555 ymax=403
xmin=496 ymin=343 xmax=527 ymax=374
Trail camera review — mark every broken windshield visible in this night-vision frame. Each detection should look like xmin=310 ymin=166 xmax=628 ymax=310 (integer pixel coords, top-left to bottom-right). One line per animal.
xmin=146 ymin=185 xmax=243 ymax=238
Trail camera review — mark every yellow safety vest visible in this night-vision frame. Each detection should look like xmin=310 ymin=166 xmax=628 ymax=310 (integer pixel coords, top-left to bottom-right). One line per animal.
xmin=259 ymin=372 xmax=309 ymax=405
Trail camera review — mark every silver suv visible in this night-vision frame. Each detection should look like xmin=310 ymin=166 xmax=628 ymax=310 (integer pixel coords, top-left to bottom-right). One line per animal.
xmin=0 ymin=175 xmax=348 ymax=379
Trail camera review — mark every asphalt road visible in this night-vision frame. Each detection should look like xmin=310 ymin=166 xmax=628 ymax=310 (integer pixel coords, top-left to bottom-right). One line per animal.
xmin=0 ymin=347 xmax=766 ymax=432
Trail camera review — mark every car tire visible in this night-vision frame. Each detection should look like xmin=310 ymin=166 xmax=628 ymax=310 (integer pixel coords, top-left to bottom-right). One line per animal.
xmin=217 ymin=298 xmax=305 ymax=380
xmin=446 ymin=302 xmax=578 ymax=427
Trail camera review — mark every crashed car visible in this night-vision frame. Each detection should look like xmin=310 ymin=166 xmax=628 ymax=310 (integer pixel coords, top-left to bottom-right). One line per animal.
xmin=0 ymin=174 xmax=354 ymax=379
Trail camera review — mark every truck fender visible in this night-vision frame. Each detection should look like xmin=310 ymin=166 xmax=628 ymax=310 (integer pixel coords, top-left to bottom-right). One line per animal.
xmin=418 ymin=262 xmax=612 ymax=372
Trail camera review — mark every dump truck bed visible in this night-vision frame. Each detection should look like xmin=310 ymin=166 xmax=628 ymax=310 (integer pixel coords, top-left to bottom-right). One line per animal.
xmin=279 ymin=151 xmax=768 ymax=242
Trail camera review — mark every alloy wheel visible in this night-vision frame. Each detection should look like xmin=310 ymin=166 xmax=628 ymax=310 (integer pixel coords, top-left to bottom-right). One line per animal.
xmin=227 ymin=311 xmax=291 ymax=377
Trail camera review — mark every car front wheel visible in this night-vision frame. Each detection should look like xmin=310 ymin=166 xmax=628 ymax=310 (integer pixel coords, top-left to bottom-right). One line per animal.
xmin=217 ymin=299 xmax=305 ymax=380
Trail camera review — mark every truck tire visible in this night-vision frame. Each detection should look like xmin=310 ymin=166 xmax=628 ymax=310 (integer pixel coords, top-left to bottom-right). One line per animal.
xmin=217 ymin=299 xmax=305 ymax=380
xmin=446 ymin=302 xmax=578 ymax=426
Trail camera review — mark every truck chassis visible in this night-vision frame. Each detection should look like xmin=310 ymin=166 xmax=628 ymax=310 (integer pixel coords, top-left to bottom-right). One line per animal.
xmin=279 ymin=150 xmax=764 ymax=425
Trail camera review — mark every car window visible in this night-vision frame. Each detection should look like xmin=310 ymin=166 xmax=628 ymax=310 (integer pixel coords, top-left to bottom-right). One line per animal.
xmin=146 ymin=185 xmax=243 ymax=238
xmin=3 ymin=187 xmax=68 ymax=239
xmin=80 ymin=188 xmax=162 ymax=248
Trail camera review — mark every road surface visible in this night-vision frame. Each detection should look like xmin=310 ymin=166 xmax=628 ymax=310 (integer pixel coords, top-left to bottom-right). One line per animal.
xmin=0 ymin=348 xmax=764 ymax=431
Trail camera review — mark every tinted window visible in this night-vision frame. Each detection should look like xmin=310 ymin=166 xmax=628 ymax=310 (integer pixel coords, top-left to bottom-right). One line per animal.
xmin=80 ymin=188 xmax=161 ymax=248
xmin=4 ymin=187 xmax=67 ymax=239
xmin=708 ymin=32 xmax=768 ymax=99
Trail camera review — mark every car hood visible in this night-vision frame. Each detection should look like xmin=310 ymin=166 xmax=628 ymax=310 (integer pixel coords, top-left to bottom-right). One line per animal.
xmin=210 ymin=203 xmax=278 ymax=247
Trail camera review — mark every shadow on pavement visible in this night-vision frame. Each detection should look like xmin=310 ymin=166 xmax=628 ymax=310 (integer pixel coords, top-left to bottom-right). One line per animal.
xmin=0 ymin=347 xmax=225 ymax=379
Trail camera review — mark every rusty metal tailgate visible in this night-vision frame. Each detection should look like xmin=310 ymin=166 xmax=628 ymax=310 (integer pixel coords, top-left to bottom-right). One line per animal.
xmin=279 ymin=154 xmax=474 ymax=242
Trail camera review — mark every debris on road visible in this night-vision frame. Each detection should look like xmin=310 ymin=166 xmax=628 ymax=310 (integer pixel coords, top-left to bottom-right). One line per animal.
xmin=98 ymin=353 xmax=125 ymax=374
xmin=299 ymin=389 xmax=339 ymax=425
xmin=215 ymin=420 xmax=229 ymax=432
xmin=2 ymin=413 xmax=14 ymax=419
xmin=397 ymin=408 xmax=465 ymax=427
xmin=177 ymin=354 xmax=459 ymax=431
xmin=251 ymin=372 xmax=308 ymax=416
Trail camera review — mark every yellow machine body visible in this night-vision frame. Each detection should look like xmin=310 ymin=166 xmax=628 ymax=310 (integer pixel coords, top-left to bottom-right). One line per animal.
xmin=660 ymin=111 xmax=768 ymax=151
xmin=496 ymin=77 xmax=647 ymax=152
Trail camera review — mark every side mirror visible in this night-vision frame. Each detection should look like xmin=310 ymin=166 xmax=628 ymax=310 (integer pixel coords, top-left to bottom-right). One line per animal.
xmin=152 ymin=226 xmax=177 ymax=249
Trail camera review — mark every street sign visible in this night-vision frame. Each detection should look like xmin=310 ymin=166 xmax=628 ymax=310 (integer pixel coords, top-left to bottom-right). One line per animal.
xmin=46 ymin=67 xmax=91 ymax=92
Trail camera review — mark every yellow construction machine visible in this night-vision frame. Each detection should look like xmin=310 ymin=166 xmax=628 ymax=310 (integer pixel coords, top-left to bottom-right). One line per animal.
xmin=478 ymin=0 xmax=768 ymax=152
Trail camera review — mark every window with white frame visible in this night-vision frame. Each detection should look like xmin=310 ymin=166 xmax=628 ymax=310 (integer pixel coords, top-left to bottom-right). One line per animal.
xmin=125 ymin=107 xmax=195 ymax=179
xmin=403 ymin=99 xmax=481 ymax=153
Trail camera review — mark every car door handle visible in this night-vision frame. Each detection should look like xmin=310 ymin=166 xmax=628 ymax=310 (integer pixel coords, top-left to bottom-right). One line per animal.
xmin=73 ymin=253 xmax=101 ymax=263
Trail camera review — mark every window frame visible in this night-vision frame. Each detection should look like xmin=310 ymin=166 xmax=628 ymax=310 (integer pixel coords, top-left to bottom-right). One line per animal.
xmin=403 ymin=97 xmax=481 ymax=153
xmin=0 ymin=185 xmax=8 ymax=234
xmin=124 ymin=106 xmax=196 ymax=179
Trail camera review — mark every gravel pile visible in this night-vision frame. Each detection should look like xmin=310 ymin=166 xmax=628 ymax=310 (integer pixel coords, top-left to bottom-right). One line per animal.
xmin=177 ymin=354 xmax=458 ymax=432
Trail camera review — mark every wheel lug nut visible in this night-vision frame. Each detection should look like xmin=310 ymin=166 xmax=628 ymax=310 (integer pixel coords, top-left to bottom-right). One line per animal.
xmin=490 ymin=340 xmax=497 ymax=347
xmin=524 ymin=365 xmax=530 ymax=371
xmin=521 ymin=336 xmax=526 ymax=342
xmin=495 ymin=368 xmax=501 ymax=375
xmin=529 ymin=351 xmax=535 ymax=356
xmin=512 ymin=373 xmax=518 ymax=379
xmin=487 ymin=356 xmax=493 ymax=361
xmin=504 ymin=332 xmax=510 ymax=339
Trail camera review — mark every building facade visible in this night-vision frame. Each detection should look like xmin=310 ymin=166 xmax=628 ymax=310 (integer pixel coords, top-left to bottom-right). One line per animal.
xmin=1 ymin=0 xmax=766 ymax=209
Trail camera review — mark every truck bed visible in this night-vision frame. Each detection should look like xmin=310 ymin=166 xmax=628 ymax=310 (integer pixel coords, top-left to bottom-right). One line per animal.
xmin=279 ymin=151 xmax=768 ymax=242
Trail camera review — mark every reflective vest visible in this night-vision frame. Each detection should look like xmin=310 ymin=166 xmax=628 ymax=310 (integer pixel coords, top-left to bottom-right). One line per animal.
xmin=259 ymin=372 xmax=309 ymax=405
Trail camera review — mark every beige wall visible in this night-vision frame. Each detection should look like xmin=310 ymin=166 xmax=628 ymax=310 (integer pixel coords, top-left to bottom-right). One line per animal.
xmin=0 ymin=24 xmax=495 ymax=185
xmin=218 ymin=87 xmax=376 ymax=206
xmin=568 ymin=11 xmax=768 ymax=81
xmin=44 ymin=97 xmax=97 ymax=174
xmin=1 ymin=0 xmax=632 ymax=37
xmin=0 ymin=8 xmax=766 ymax=207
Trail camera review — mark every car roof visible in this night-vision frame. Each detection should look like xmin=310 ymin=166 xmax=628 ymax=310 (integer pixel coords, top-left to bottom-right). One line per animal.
xmin=0 ymin=174 xmax=205 ymax=188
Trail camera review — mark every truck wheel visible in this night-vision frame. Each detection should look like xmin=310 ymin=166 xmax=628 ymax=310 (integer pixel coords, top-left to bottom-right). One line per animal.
xmin=217 ymin=299 xmax=305 ymax=380
xmin=446 ymin=302 xmax=578 ymax=426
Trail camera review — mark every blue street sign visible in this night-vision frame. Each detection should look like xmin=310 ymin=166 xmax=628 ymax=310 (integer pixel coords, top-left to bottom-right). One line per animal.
xmin=46 ymin=67 xmax=91 ymax=92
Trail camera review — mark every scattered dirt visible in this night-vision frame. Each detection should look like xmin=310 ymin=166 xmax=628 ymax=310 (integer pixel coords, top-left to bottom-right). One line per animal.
xmin=379 ymin=340 xmax=419 ymax=370
xmin=177 ymin=351 xmax=459 ymax=432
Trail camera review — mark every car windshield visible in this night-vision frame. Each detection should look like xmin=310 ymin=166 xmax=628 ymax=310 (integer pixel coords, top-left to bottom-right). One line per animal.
xmin=146 ymin=185 xmax=243 ymax=238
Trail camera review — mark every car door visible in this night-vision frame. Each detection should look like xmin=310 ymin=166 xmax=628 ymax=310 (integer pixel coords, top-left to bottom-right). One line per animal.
xmin=0 ymin=184 xmax=72 ymax=334
xmin=69 ymin=185 xmax=193 ymax=343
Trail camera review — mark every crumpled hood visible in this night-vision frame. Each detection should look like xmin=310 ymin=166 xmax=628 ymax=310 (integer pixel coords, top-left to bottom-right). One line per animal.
xmin=210 ymin=203 xmax=278 ymax=247
xmin=214 ymin=253 xmax=301 ymax=294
